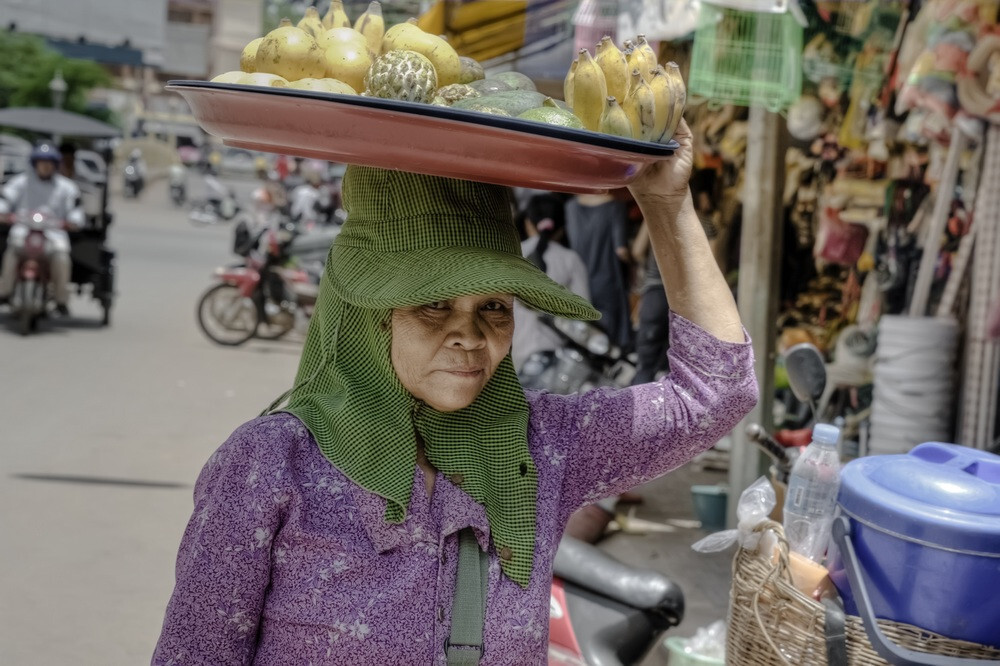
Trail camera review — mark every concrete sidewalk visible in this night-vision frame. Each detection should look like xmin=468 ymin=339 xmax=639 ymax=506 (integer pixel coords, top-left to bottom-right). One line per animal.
xmin=594 ymin=449 xmax=734 ymax=665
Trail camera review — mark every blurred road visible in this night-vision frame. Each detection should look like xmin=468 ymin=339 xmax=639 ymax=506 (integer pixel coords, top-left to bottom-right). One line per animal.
xmin=0 ymin=177 xmax=302 ymax=664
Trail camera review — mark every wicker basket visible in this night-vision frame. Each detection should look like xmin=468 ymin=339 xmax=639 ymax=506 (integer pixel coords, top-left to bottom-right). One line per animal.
xmin=726 ymin=521 xmax=1000 ymax=665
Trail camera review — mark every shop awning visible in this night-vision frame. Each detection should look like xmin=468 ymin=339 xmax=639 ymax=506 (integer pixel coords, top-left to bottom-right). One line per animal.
xmin=0 ymin=108 xmax=122 ymax=139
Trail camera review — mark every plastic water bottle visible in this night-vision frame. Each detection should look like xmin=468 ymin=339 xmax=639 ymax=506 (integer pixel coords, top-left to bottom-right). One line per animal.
xmin=782 ymin=423 xmax=842 ymax=563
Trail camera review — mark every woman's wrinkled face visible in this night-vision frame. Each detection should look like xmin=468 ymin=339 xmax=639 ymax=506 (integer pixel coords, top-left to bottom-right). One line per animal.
xmin=391 ymin=293 xmax=515 ymax=412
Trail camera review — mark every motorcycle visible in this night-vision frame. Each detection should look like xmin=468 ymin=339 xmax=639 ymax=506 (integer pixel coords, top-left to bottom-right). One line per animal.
xmin=188 ymin=173 xmax=242 ymax=226
xmin=520 ymin=316 xmax=637 ymax=394
xmin=1 ymin=208 xmax=65 ymax=335
xmin=168 ymin=165 xmax=187 ymax=207
xmin=123 ymin=162 xmax=144 ymax=198
xmin=549 ymin=536 xmax=685 ymax=665
xmin=196 ymin=220 xmax=319 ymax=346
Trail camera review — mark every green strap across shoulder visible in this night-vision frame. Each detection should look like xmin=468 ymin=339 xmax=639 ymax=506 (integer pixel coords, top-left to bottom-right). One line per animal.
xmin=447 ymin=528 xmax=489 ymax=665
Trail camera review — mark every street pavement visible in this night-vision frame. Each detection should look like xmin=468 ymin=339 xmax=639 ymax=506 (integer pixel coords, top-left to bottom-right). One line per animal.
xmin=0 ymin=178 xmax=733 ymax=665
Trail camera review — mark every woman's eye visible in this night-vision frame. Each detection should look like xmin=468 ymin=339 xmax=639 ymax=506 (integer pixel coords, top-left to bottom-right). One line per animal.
xmin=483 ymin=301 xmax=511 ymax=313
xmin=424 ymin=301 xmax=448 ymax=310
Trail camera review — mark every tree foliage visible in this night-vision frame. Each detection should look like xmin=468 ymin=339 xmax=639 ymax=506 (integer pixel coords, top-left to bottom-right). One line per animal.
xmin=0 ymin=31 xmax=113 ymax=119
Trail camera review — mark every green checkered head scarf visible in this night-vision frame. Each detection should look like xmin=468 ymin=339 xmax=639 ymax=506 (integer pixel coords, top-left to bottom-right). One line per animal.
xmin=278 ymin=166 xmax=599 ymax=586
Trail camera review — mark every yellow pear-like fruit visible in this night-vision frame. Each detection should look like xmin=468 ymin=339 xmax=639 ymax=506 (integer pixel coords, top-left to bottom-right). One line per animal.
xmin=594 ymin=36 xmax=629 ymax=105
xmin=323 ymin=0 xmax=351 ymax=29
xmin=563 ymin=58 xmax=577 ymax=108
xmin=648 ymin=66 xmax=672 ymax=143
xmin=256 ymin=22 xmax=327 ymax=81
xmin=240 ymin=37 xmax=263 ymax=73
xmin=571 ymin=48 xmax=607 ymax=131
xmin=322 ymin=28 xmax=372 ymax=93
xmin=623 ymin=68 xmax=655 ymax=140
xmin=598 ymin=96 xmax=633 ymax=138
xmin=661 ymin=61 xmax=687 ymax=143
xmin=286 ymin=77 xmax=357 ymax=94
xmin=239 ymin=72 xmax=289 ymax=87
xmin=381 ymin=19 xmax=461 ymax=87
xmin=212 ymin=70 xmax=246 ymax=84
xmin=353 ymin=1 xmax=385 ymax=55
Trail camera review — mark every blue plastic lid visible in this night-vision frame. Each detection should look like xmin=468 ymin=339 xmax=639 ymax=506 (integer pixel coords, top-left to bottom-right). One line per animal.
xmin=838 ymin=442 xmax=1000 ymax=555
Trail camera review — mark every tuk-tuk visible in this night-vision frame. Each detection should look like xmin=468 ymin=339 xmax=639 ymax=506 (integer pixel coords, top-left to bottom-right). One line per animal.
xmin=0 ymin=107 xmax=119 ymax=326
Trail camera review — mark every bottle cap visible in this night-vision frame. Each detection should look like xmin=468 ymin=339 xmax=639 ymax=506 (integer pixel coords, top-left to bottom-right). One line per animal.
xmin=812 ymin=423 xmax=840 ymax=446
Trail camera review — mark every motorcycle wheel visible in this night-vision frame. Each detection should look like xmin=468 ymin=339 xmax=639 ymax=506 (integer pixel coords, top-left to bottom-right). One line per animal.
xmin=18 ymin=310 xmax=33 ymax=336
xmin=196 ymin=283 xmax=259 ymax=346
xmin=256 ymin=307 xmax=295 ymax=340
xmin=101 ymin=298 xmax=112 ymax=327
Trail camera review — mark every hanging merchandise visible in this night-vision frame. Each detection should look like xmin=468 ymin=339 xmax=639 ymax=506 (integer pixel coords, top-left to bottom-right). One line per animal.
xmin=616 ymin=0 xmax=702 ymax=43
xmin=688 ymin=1 xmax=805 ymax=112
xmin=573 ymin=0 xmax=620 ymax=54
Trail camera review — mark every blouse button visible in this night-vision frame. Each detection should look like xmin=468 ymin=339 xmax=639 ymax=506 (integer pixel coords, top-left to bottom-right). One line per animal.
xmin=499 ymin=546 xmax=513 ymax=561
xmin=449 ymin=473 xmax=465 ymax=485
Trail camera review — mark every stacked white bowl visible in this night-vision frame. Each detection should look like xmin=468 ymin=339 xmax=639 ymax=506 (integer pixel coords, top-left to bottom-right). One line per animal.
xmin=869 ymin=315 xmax=960 ymax=455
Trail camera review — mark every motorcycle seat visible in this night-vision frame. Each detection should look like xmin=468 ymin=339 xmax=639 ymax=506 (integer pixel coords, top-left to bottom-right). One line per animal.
xmin=554 ymin=535 xmax=684 ymax=618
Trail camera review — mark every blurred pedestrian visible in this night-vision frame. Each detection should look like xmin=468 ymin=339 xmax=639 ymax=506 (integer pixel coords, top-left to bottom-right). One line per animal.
xmin=565 ymin=193 xmax=635 ymax=350
xmin=511 ymin=194 xmax=590 ymax=372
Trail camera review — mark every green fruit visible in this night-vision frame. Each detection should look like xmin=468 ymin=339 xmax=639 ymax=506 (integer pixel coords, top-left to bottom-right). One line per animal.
xmin=493 ymin=71 xmax=537 ymax=92
xmin=468 ymin=78 xmax=513 ymax=95
xmin=517 ymin=106 xmax=585 ymax=129
xmin=458 ymin=56 xmax=485 ymax=84
xmin=543 ymin=97 xmax=570 ymax=111
xmin=453 ymin=90 xmax=545 ymax=116
xmin=449 ymin=99 xmax=515 ymax=117
xmin=365 ymin=50 xmax=438 ymax=103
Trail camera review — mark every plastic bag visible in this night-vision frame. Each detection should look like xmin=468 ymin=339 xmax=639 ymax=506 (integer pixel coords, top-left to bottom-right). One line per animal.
xmin=683 ymin=620 xmax=728 ymax=660
xmin=691 ymin=476 xmax=776 ymax=553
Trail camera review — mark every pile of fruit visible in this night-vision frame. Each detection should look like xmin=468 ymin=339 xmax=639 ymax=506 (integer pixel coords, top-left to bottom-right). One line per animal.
xmin=211 ymin=0 xmax=684 ymax=144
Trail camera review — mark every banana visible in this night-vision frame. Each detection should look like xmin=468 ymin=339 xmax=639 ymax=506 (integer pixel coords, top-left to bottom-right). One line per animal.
xmin=323 ymin=0 xmax=351 ymax=29
xmin=354 ymin=1 xmax=385 ymax=54
xmin=623 ymin=40 xmax=645 ymax=83
xmin=623 ymin=68 xmax=655 ymax=141
xmin=648 ymin=66 xmax=672 ymax=143
xmin=571 ymin=49 xmax=607 ymax=131
xmin=598 ymin=96 xmax=633 ymax=138
xmin=661 ymin=62 xmax=687 ymax=143
xmin=595 ymin=36 xmax=629 ymax=105
xmin=564 ymin=58 xmax=577 ymax=108
xmin=298 ymin=6 xmax=326 ymax=41
xmin=635 ymin=35 xmax=658 ymax=79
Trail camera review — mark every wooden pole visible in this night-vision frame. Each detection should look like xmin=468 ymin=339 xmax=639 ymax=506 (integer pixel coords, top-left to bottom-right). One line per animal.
xmin=728 ymin=107 xmax=785 ymax=526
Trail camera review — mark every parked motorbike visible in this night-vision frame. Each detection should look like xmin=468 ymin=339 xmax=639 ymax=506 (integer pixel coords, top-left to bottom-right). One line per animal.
xmin=549 ymin=536 xmax=685 ymax=665
xmin=520 ymin=316 xmax=636 ymax=393
xmin=196 ymin=220 xmax=319 ymax=346
xmin=188 ymin=173 xmax=242 ymax=226
xmin=1 ymin=209 xmax=65 ymax=335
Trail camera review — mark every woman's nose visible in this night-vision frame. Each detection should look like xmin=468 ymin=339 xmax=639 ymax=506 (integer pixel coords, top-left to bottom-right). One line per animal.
xmin=445 ymin=311 xmax=487 ymax=349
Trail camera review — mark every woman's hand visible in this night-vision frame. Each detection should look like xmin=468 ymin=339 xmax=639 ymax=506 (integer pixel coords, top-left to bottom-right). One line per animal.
xmin=626 ymin=120 xmax=694 ymax=203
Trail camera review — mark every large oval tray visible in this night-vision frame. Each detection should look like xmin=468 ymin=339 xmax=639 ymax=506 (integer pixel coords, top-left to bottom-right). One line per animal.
xmin=166 ymin=80 xmax=675 ymax=194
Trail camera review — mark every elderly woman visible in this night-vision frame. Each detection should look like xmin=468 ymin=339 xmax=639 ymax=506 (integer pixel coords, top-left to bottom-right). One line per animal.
xmin=152 ymin=122 xmax=757 ymax=665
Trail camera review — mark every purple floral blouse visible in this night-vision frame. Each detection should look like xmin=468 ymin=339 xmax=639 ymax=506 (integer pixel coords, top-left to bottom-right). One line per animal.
xmin=152 ymin=313 xmax=757 ymax=665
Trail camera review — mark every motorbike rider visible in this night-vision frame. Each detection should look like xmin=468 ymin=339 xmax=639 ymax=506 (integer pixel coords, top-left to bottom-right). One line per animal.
xmin=0 ymin=142 xmax=85 ymax=316
xmin=125 ymin=148 xmax=147 ymax=195
xmin=288 ymin=161 xmax=329 ymax=225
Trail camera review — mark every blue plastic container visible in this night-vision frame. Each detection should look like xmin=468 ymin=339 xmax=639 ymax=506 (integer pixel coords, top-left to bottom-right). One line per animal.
xmin=828 ymin=442 xmax=1000 ymax=648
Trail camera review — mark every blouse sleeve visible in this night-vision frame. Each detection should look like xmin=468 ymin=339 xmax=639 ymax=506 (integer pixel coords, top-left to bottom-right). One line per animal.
xmin=529 ymin=312 xmax=758 ymax=521
xmin=152 ymin=420 xmax=290 ymax=665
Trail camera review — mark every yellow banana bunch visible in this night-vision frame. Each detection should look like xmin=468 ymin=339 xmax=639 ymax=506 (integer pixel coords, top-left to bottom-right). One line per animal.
xmin=634 ymin=35 xmax=658 ymax=78
xmin=622 ymin=40 xmax=643 ymax=81
xmin=564 ymin=58 xmax=577 ymax=108
xmin=648 ymin=66 xmax=671 ymax=144
xmin=623 ymin=68 xmax=655 ymax=141
xmin=661 ymin=62 xmax=687 ymax=142
xmin=354 ymin=1 xmax=385 ymax=54
xmin=298 ymin=7 xmax=326 ymax=41
xmin=594 ymin=36 xmax=629 ymax=105
xmin=598 ymin=96 xmax=633 ymax=138
xmin=571 ymin=49 xmax=607 ymax=131
xmin=323 ymin=0 xmax=351 ymax=29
